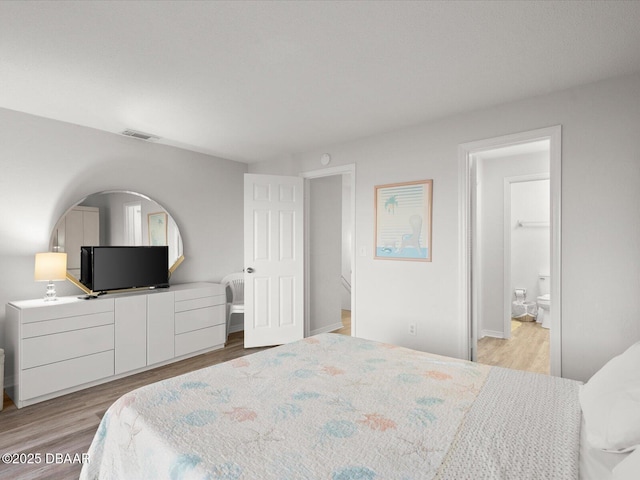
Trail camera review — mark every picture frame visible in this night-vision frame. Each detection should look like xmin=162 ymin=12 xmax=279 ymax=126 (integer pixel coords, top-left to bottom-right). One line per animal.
xmin=374 ymin=179 xmax=433 ymax=261
xmin=148 ymin=212 xmax=168 ymax=246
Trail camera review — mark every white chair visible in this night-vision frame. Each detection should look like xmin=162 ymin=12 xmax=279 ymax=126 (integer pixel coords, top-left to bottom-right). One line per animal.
xmin=221 ymin=272 xmax=244 ymax=343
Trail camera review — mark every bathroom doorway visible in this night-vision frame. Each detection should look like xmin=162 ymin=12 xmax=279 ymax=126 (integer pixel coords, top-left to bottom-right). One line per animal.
xmin=475 ymin=145 xmax=550 ymax=374
xmin=459 ymin=126 xmax=561 ymax=376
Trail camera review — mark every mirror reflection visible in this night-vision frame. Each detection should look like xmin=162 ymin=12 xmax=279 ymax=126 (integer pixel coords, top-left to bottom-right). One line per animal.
xmin=50 ymin=191 xmax=184 ymax=280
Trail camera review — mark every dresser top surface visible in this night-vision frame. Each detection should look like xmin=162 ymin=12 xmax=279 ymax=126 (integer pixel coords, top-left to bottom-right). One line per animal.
xmin=9 ymin=282 xmax=221 ymax=309
xmin=9 ymin=296 xmax=86 ymax=310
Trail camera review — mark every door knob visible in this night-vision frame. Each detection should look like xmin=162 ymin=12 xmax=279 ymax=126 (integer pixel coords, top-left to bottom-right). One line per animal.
xmin=246 ymin=267 xmax=254 ymax=273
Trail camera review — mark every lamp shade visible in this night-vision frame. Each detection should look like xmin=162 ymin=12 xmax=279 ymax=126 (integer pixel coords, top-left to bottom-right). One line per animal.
xmin=34 ymin=252 xmax=67 ymax=281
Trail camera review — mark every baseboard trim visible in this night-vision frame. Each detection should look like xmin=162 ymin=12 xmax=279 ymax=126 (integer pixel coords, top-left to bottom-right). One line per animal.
xmin=310 ymin=322 xmax=344 ymax=337
xmin=481 ymin=329 xmax=505 ymax=339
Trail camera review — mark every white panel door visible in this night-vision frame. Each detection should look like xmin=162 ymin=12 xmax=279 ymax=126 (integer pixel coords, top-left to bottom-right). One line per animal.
xmin=244 ymin=174 xmax=304 ymax=348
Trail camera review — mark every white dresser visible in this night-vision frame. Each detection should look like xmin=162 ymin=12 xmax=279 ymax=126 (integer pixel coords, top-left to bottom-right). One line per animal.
xmin=5 ymin=282 xmax=225 ymax=408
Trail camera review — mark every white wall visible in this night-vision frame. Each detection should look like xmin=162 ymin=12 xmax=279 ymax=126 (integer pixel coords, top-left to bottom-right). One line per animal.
xmin=250 ymin=72 xmax=640 ymax=382
xmin=0 ymin=108 xmax=247 ymax=346
xmin=309 ymin=175 xmax=343 ymax=335
xmin=477 ymin=152 xmax=549 ymax=337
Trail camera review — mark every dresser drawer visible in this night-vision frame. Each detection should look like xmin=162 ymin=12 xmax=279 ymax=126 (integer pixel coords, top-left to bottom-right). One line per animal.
xmin=175 ymin=324 xmax=225 ymax=357
xmin=21 ymin=350 xmax=114 ymax=400
xmin=175 ymin=305 xmax=224 ymax=334
xmin=175 ymin=295 xmax=224 ymax=313
xmin=22 ymin=311 xmax=114 ymax=339
xmin=174 ymin=283 xmax=223 ymax=302
xmin=23 ymin=324 xmax=114 ymax=369
xmin=19 ymin=298 xmax=114 ymax=323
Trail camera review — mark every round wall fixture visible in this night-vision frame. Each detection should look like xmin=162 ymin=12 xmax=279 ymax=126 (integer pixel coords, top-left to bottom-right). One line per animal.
xmin=320 ymin=153 xmax=331 ymax=166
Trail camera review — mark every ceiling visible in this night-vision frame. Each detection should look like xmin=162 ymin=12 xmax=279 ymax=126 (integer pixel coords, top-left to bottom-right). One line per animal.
xmin=2 ymin=1 xmax=640 ymax=164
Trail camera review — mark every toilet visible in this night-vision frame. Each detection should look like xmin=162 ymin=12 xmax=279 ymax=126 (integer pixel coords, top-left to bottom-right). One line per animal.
xmin=536 ymin=274 xmax=551 ymax=329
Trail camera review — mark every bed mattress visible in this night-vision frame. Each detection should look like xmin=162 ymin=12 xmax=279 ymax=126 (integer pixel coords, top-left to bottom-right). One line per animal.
xmin=81 ymin=333 xmax=582 ymax=479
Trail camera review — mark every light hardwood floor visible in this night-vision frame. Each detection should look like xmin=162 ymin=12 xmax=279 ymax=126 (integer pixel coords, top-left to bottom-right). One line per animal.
xmin=0 ymin=332 xmax=270 ymax=480
xmin=477 ymin=319 xmax=550 ymax=375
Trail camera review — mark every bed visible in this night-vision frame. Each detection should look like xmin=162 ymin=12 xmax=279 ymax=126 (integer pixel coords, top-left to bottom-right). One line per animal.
xmin=80 ymin=333 xmax=639 ymax=479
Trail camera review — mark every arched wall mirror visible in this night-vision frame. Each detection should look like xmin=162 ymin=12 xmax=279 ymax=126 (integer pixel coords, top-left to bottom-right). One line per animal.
xmin=50 ymin=191 xmax=184 ymax=292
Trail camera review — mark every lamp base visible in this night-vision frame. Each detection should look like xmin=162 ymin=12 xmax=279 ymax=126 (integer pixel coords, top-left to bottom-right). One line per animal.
xmin=44 ymin=281 xmax=58 ymax=301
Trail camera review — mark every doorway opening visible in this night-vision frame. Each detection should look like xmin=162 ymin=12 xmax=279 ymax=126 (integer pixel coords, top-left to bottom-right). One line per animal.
xmin=302 ymin=164 xmax=356 ymax=338
xmin=459 ymin=126 xmax=561 ymax=376
xmin=474 ymin=144 xmax=550 ymax=374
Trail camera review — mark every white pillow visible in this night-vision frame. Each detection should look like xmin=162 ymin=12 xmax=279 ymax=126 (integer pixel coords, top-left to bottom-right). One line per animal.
xmin=613 ymin=448 xmax=640 ymax=480
xmin=579 ymin=340 xmax=640 ymax=452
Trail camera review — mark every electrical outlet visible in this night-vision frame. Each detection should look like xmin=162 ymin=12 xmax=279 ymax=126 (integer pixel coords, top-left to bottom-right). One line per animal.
xmin=408 ymin=323 xmax=417 ymax=336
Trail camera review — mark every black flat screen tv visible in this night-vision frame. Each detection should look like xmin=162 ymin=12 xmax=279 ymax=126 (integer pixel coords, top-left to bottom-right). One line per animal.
xmin=80 ymin=246 xmax=169 ymax=293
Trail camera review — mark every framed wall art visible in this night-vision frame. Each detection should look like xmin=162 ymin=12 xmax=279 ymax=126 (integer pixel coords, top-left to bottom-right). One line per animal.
xmin=374 ymin=179 xmax=433 ymax=261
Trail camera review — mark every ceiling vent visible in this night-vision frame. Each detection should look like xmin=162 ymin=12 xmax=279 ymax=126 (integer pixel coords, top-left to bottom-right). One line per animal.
xmin=120 ymin=129 xmax=160 ymax=142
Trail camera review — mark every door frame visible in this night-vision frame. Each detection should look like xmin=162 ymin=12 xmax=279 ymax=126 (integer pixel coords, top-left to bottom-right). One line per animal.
xmin=301 ymin=164 xmax=356 ymax=338
xmin=503 ymin=173 xmax=550 ymax=338
xmin=458 ymin=126 xmax=562 ymax=376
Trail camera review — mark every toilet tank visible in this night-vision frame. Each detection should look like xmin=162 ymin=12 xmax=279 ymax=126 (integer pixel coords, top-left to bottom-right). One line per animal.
xmin=538 ymin=274 xmax=550 ymax=296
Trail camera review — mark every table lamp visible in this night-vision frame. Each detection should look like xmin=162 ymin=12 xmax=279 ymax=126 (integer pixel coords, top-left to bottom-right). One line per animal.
xmin=34 ymin=252 xmax=67 ymax=301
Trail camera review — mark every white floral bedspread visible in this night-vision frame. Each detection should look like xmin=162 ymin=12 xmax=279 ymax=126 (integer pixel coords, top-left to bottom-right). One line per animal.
xmin=80 ymin=333 xmax=580 ymax=479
